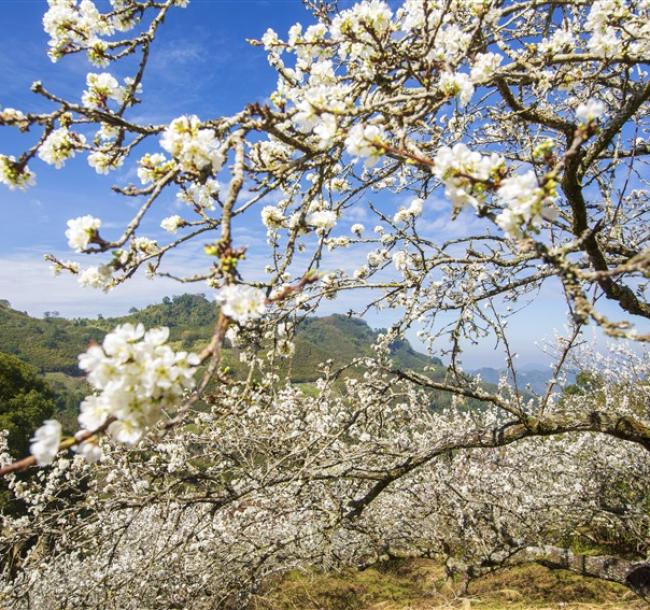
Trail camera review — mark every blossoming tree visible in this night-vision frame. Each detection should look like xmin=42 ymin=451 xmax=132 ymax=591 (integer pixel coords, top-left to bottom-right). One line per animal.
xmin=1 ymin=0 xmax=649 ymax=607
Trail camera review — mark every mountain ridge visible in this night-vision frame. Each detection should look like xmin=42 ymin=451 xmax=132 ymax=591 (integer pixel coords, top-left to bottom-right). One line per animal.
xmin=0 ymin=294 xmax=442 ymax=381
xmin=470 ymin=366 xmax=577 ymax=395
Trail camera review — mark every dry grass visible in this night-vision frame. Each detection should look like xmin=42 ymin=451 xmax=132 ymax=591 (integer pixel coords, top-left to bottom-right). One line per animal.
xmin=253 ymin=559 xmax=647 ymax=610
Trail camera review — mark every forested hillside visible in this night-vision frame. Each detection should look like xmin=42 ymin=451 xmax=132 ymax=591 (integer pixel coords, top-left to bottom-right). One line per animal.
xmin=0 ymin=295 xmax=447 ymax=446
xmin=0 ymin=294 xmax=440 ymax=379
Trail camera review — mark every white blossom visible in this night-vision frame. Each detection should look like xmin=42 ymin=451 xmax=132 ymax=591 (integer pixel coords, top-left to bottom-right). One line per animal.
xmin=77 ymin=323 xmax=199 ymax=445
xmin=495 ymin=171 xmax=556 ymax=237
xmin=66 ymin=215 xmax=101 ymax=251
xmin=345 ymin=124 xmax=386 ymax=166
xmin=393 ymin=197 xmax=423 ymax=223
xmin=433 ymin=144 xmax=504 ymax=211
xmin=82 ymin=72 xmax=126 ymax=108
xmin=88 ymin=150 xmax=123 ymax=174
xmin=305 ymin=209 xmax=337 ymax=230
xmin=38 ymin=127 xmax=86 ymax=168
xmin=29 ymin=419 xmax=62 ymax=466
xmin=160 ymin=115 xmax=223 ymax=174
xmin=161 ymin=215 xmax=185 ymax=234
xmin=78 ymin=264 xmax=113 ymax=291
xmin=132 ymin=236 xmax=158 ymax=254
xmin=439 ymin=71 xmax=474 ymax=107
xmin=43 ymin=0 xmax=113 ymax=62
xmin=538 ymin=29 xmax=574 ymax=56
xmin=177 ymin=178 xmax=219 ymax=210
xmin=392 ymin=250 xmax=410 ymax=271
xmin=138 ymin=153 xmax=172 ymax=184
xmin=470 ymin=52 xmax=503 ymax=83
xmin=0 ymin=155 xmax=36 ymax=190
xmin=216 ymin=285 xmax=267 ymax=325
xmin=331 ymin=0 xmax=394 ymax=42
xmin=261 ymin=205 xmax=285 ymax=229
xmin=576 ymin=100 xmax=606 ymax=123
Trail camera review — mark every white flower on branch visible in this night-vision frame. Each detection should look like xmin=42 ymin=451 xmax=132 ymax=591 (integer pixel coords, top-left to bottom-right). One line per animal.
xmin=392 ymin=249 xmax=410 ymax=271
xmin=331 ymin=0 xmax=394 ymax=43
xmin=495 ymin=171 xmax=557 ymax=238
xmin=38 ymin=127 xmax=86 ymax=168
xmin=439 ymin=71 xmax=474 ymax=107
xmin=305 ymin=209 xmax=337 ymax=231
xmin=345 ymin=124 xmax=386 ymax=166
xmin=216 ymin=285 xmax=267 ymax=325
xmin=43 ymin=0 xmax=114 ymax=62
xmin=88 ymin=149 xmax=124 ymax=174
xmin=470 ymin=52 xmax=503 ymax=83
xmin=160 ymin=215 xmax=185 ymax=234
xmin=65 ymin=214 xmax=101 ymax=251
xmin=81 ymin=72 xmax=126 ymax=108
xmin=77 ymin=323 xmax=199 ymax=446
xmin=261 ymin=205 xmax=286 ymax=229
xmin=29 ymin=419 xmax=62 ymax=466
xmin=177 ymin=178 xmax=219 ymax=210
xmin=433 ymin=144 xmax=504 ymax=212
xmin=393 ymin=197 xmax=423 ymax=223
xmin=0 ymin=155 xmax=36 ymax=190
xmin=160 ymin=115 xmax=223 ymax=174
xmin=78 ymin=264 xmax=113 ymax=291
xmin=538 ymin=28 xmax=574 ymax=56
xmin=138 ymin=153 xmax=173 ymax=184
xmin=576 ymin=100 xmax=606 ymax=124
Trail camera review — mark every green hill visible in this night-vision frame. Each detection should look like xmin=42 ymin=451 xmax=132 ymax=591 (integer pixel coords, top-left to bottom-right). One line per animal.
xmin=0 ymin=294 xmax=448 ymax=444
xmin=0 ymin=294 xmax=441 ymax=382
xmin=0 ymin=301 xmax=105 ymax=375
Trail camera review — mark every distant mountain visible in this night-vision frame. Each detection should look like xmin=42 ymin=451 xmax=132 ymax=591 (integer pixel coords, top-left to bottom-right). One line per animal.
xmin=470 ymin=367 xmax=577 ymax=394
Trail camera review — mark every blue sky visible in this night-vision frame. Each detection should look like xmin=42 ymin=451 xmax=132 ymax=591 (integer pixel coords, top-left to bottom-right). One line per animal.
xmin=0 ymin=0 xmax=640 ymax=368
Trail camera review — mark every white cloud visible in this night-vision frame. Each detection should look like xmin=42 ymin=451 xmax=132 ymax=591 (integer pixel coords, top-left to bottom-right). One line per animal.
xmin=343 ymin=205 xmax=368 ymax=222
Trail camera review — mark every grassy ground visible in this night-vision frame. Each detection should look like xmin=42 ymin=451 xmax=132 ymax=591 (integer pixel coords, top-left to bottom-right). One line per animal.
xmin=253 ymin=559 xmax=646 ymax=610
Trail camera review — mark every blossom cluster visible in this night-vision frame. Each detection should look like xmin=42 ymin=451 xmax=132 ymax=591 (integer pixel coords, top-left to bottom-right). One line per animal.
xmin=78 ymin=263 xmax=113 ymax=291
xmin=29 ymin=419 xmax=62 ymax=466
xmin=161 ymin=214 xmax=185 ymax=233
xmin=494 ymin=171 xmax=557 ymax=238
xmin=160 ymin=115 xmax=223 ymax=174
xmin=344 ymin=124 xmax=386 ymax=166
xmin=216 ymin=285 xmax=267 ymax=325
xmin=137 ymin=153 xmax=174 ymax=185
xmin=177 ymin=178 xmax=219 ymax=210
xmin=433 ymin=143 xmax=505 ymax=212
xmin=81 ymin=72 xmax=128 ymax=108
xmin=43 ymin=0 xmax=115 ymax=63
xmin=38 ymin=127 xmax=86 ymax=168
xmin=393 ymin=198 xmax=423 ymax=224
xmin=0 ymin=155 xmax=36 ymax=190
xmin=65 ymin=214 xmax=101 ymax=252
xmin=87 ymin=149 xmax=124 ymax=174
xmin=76 ymin=323 xmax=199 ymax=446
xmin=305 ymin=209 xmax=338 ymax=231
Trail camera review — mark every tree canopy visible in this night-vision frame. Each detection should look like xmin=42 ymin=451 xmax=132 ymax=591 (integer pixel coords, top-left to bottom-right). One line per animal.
xmin=0 ymin=353 xmax=55 ymax=459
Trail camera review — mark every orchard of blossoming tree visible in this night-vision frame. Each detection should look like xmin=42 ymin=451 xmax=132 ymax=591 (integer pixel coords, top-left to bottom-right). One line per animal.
xmin=0 ymin=0 xmax=649 ymax=607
